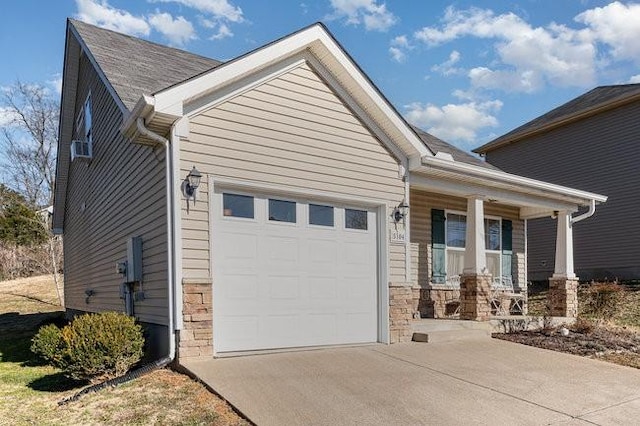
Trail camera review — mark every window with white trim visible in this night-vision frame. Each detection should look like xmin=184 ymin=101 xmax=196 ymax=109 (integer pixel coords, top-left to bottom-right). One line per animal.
xmin=443 ymin=212 xmax=502 ymax=285
xmin=71 ymin=93 xmax=93 ymax=160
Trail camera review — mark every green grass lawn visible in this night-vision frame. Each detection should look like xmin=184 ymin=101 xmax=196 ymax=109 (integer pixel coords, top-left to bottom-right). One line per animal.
xmin=0 ymin=276 xmax=249 ymax=426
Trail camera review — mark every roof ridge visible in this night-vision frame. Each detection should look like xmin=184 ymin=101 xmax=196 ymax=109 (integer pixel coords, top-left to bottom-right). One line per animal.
xmin=475 ymin=82 xmax=640 ymax=153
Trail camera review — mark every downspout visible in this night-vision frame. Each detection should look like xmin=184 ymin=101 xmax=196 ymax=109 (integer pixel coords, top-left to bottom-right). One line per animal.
xmin=58 ymin=117 xmax=178 ymax=405
xmin=570 ymin=199 xmax=596 ymax=224
xmin=136 ymin=117 xmax=176 ymax=363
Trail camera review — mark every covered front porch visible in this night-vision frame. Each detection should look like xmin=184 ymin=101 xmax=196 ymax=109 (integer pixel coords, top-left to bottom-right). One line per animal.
xmin=407 ymin=154 xmax=607 ymax=322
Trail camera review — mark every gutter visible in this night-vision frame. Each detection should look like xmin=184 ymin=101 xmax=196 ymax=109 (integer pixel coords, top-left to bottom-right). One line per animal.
xmin=420 ymin=155 xmax=607 ymax=205
xmin=570 ymin=198 xmax=596 ymax=224
xmin=135 ymin=117 xmax=177 ymax=363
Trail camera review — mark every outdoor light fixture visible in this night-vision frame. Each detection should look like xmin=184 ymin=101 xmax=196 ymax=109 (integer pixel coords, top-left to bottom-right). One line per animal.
xmin=182 ymin=165 xmax=202 ymax=203
xmin=393 ymin=198 xmax=409 ymax=223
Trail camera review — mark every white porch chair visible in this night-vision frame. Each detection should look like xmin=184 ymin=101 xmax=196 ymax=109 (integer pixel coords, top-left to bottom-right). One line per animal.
xmin=490 ymin=276 xmax=525 ymax=315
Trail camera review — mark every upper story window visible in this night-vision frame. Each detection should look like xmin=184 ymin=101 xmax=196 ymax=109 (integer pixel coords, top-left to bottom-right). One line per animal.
xmin=71 ymin=93 xmax=93 ymax=161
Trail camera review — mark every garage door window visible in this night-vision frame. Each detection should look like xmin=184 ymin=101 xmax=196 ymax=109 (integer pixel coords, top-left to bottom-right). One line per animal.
xmin=269 ymin=199 xmax=296 ymax=223
xmin=309 ymin=204 xmax=334 ymax=227
xmin=223 ymin=193 xmax=254 ymax=218
xmin=345 ymin=209 xmax=367 ymax=230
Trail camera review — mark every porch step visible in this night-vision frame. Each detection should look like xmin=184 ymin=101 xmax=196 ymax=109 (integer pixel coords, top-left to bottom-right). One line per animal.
xmin=411 ymin=319 xmax=492 ymax=343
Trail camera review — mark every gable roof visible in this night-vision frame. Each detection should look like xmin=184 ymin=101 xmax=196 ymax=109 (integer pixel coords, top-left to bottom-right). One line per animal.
xmin=475 ymin=83 xmax=640 ymax=154
xmin=70 ymin=19 xmax=221 ymax=111
xmin=123 ymin=21 xmax=431 ymax=160
xmin=412 ymin=126 xmax=497 ymax=170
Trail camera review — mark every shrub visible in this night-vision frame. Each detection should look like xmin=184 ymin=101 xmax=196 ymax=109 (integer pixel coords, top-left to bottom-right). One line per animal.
xmin=570 ymin=317 xmax=595 ymax=334
xmin=583 ymin=282 xmax=623 ymax=319
xmin=31 ymin=312 xmax=144 ymax=382
xmin=31 ymin=323 xmax=65 ymax=365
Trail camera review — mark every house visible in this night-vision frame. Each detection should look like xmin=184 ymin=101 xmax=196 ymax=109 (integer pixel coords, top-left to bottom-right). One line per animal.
xmin=53 ymin=19 xmax=606 ymax=361
xmin=475 ymin=84 xmax=640 ymax=281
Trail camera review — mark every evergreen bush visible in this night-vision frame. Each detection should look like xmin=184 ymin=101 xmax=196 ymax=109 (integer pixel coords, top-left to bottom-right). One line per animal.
xmin=31 ymin=312 xmax=144 ymax=382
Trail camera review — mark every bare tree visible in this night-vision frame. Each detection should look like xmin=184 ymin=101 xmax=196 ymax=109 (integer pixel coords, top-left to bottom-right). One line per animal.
xmin=1 ymin=81 xmax=58 ymax=208
xmin=0 ymin=81 xmax=62 ymax=305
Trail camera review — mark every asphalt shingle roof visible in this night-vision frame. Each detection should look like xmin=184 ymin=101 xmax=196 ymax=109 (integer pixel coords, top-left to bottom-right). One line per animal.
xmin=71 ymin=19 xmax=495 ymax=169
xmin=71 ymin=19 xmax=222 ymax=111
xmin=412 ymin=126 xmax=497 ymax=170
xmin=475 ymin=83 xmax=640 ymax=153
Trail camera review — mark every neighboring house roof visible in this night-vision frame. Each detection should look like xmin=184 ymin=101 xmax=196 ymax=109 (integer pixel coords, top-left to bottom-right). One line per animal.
xmin=412 ymin=126 xmax=497 ymax=170
xmin=475 ymin=83 xmax=640 ymax=153
xmin=70 ymin=19 xmax=221 ymax=111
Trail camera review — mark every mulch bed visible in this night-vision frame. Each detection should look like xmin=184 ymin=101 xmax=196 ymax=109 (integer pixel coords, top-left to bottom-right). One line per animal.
xmin=493 ymin=323 xmax=640 ymax=368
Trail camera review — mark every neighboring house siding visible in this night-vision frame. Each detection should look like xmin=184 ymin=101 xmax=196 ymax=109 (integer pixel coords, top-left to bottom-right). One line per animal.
xmin=485 ymin=100 xmax=640 ymax=280
xmin=63 ymin=52 xmax=168 ymax=325
xmin=409 ymin=189 xmax=526 ymax=289
xmin=180 ymin=62 xmax=405 ymax=282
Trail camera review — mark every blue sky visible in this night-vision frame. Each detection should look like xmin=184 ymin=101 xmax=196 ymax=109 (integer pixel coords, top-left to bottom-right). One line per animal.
xmin=2 ymin=0 xmax=640 ymax=152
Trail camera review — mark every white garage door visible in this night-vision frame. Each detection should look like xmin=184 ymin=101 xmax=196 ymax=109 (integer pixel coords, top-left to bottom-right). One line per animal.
xmin=212 ymin=190 xmax=378 ymax=353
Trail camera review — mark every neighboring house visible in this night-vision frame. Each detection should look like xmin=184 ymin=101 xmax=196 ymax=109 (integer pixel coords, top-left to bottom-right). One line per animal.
xmin=53 ymin=19 xmax=606 ymax=361
xmin=475 ymin=84 xmax=640 ymax=282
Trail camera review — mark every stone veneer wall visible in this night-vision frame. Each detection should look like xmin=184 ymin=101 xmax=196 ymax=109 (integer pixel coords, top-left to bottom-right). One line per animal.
xmin=418 ymin=288 xmax=461 ymax=318
xmin=460 ymin=274 xmax=492 ymax=321
xmin=548 ymin=277 xmax=578 ymax=317
xmin=177 ymin=279 xmax=213 ymax=360
xmin=389 ymin=285 xmax=419 ymax=343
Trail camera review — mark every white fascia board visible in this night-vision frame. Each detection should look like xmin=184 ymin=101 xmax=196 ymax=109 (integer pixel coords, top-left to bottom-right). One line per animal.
xmin=410 ymin=173 xmax=578 ymax=212
xmin=152 ymin=24 xmax=428 ymax=160
xmin=420 ymin=156 xmax=607 ymax=206
xmin=121 ymin=94 xmax=155 ymax=139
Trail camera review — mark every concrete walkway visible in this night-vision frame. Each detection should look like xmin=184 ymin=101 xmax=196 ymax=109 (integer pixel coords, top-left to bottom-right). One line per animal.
xmin=183 ymin=339 xmax=640 ymax=425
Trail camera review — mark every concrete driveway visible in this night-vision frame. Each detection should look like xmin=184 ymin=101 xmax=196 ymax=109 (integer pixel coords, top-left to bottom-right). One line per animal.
xmin=183 ymin=339 xmax=640 ymax=425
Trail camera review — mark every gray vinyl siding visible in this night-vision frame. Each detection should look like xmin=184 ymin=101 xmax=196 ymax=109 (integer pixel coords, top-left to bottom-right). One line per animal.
xmin=485 ymin=100 xmax=640 ymax=280
xmin=181 ymin=62 xmax=406 ymax=283
xmin=409 ymin=189 xmax=526 ymax=290
xmin=63 ymin=52 xmax=168 ymax=325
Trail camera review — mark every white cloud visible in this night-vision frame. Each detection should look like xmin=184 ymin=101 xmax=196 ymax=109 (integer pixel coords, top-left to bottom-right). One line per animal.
xmin=0 ymin=107 xmax=19 ymax=127
xmin=575 ymin=1 xmax=640 ymax=63
xmin=391 ymin=35 xmax=409 ymax=48
xmin=389 ymin=47 xmax=405 ymax=63
xmin=148 ymin=12 xmax=197 ymax=46
xmin=389 ymin=35 xmax=412 ymax=62
xmin=468 ymin=67 xmax=542 ymax=93
xmin=75 ymin=0 xmax=150 ymax=36
xmin=329 ymin=0 xmax=397 ymax=32
xmin=153 ymin=0 xmax=244 ymax=22
xmin=414 ymin=6 xmax=597 ymax=92
xmin=210 ymin=23 xmax=233 ymax=40
xmin=404 ymin=99 xmax=503 ymax=145
xmin=431 ymin=50 xmax=462 ymax=76
xmin=48 ymin=74 xmax=63 ymax=95
xmin=629 ymin=74 xmax=640 ymax=84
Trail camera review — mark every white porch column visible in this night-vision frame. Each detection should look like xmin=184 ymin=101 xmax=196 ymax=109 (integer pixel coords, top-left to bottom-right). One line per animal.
xmin=460 ymin=196 xmax=491 ymax=321
xmin=463 ymin=197 xmax=486 ymax=275
xmin=549 ymin=210 xmax=579 ymax=318
xmin=553 ymin=211 xmax=575 ymax=279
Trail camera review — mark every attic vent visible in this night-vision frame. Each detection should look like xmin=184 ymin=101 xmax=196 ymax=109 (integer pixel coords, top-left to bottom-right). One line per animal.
xmin=71 ymin=139 xmax=92 ymax=161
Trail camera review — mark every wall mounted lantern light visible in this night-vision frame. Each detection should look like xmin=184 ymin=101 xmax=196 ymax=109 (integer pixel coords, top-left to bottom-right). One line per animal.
xmin=182 ymin=165 xmax=202 ymax=204
xmin=393 ymin=198 xmax=409 ymax=223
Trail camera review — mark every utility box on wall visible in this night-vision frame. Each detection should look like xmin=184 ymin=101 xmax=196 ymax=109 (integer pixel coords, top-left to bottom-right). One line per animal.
xmin=126 ymin=236 xmax=143 ymax=283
